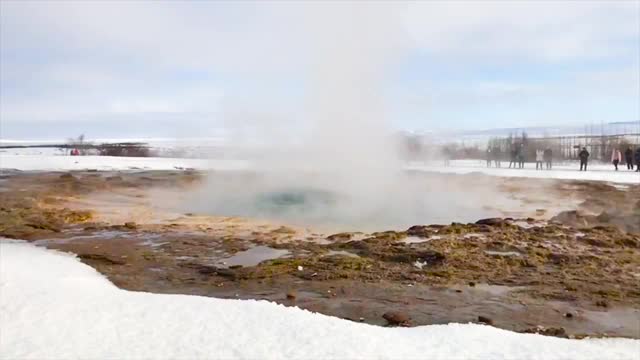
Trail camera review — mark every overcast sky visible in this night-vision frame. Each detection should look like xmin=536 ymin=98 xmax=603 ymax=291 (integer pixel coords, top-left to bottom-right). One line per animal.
xmin=1 ymin=1 xmax=639 ymax=139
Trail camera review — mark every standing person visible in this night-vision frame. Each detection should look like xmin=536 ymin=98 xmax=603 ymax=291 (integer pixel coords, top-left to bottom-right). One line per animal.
xmin=535 ymin=149 xmax=544 ymax=170
xmin=579 ymin=147 xmax=590 ymax=171
xmin=624 ymin=147 xmax=634 ymax=170
xmin=443 ymin=147 xmax=451 ymax=167
xmin=486 ymin=148 xmax=492 ymax=168
xmin=508 ymin=147 xmax=517 ymax=168
xmin=544 ymin=148 xmax=553 ymax=170
xmin=493 ymin=147 xmax=501 ymax=168
xmin=518 ymin=144 xmax=525 ymax=169
xmin=611 ymin=148 xmax=622 ymax=171
xmin=635 ymin=148 xmax=640 ymax=172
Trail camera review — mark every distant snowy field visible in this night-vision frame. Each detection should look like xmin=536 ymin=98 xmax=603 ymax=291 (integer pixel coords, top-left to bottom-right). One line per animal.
xmin=1 ymin=153 xmax=638 ymax=184
xmin=1 ymin=240 xmax=638 ymax=360
xmin=0 ymin=154 xmax=247 ymax=171
xmin=409 ymin=159 xmax=640 ymax=184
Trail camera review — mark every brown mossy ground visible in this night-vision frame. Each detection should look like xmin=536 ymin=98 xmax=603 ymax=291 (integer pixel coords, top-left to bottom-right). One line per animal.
xmin=0 ymin=170 xmax=202 ymax=239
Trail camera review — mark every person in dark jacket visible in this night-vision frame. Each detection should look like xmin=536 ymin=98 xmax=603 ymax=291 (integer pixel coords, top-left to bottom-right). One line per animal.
xmin=443 ymin=147 xmax=451 ymax=167
xmin=486 ymin=148 xmax=492 ymax=168
xmin=625 ymin=147 xmax=634 ymax=170
xmin=517 ymin=144 xmax=525 ymax=169
xmin=544 ymin=148 xmax=553 ymax=170
xmin=493 ymin=147 xmax=502 ymax=168
xmin=635 ymin=148 xmax=640 ymax=172
xmin=579 ymin=147 xmax=590 ymax=171
xmin=508 ymin=148 xmax=517 ymax=168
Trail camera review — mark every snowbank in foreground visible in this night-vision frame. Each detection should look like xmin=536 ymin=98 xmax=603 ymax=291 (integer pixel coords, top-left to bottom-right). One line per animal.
xmin=1 ymin=241 xmax=638 ymax=360
xmin=409 ymin=160 xmax=640 ymax=184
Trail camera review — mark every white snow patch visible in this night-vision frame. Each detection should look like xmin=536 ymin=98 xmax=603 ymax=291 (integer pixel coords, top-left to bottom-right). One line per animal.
xmin=0 ymin=154 xmax=247 ymax=171
xmin=1 ymin=241 xmax=638 ymax=359
xmin=403 ymin=235 xmax=440 ymax=244
xmin=407 ymin=160 xmax=640 ymax=184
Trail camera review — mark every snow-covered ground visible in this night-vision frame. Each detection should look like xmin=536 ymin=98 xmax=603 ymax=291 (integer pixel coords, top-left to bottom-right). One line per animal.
xmin=1 ymin=240 xmax=638 ymax=360
xmin=409 ymin=160 xmax=640 ymax=184
xmin=1 ymin=154 xmax=638 ymax=184
xmin=0 ymin=154 xmax=247 ymax=172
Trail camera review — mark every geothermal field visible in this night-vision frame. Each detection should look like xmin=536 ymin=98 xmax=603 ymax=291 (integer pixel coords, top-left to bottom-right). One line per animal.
xmin=2 ymin=1 xmax=640 ymax=359
xmin=1 ymin=154 xmax=639 ymax=347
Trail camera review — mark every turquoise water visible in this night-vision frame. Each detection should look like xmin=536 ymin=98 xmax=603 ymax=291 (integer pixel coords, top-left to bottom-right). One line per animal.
xmin=183 ymin=172 xmax=524 ymax=232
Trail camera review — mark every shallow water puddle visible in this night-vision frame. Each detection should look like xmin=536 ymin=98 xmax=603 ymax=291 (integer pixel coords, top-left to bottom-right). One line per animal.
xmin=324 ymin=250 xmax=360 ymax=258
xmin=216 ymin=246 xmax=290 ymax=268
xmin=463 ymin=233 xmax=485 ymax=240
xmin=33 ymin=230 xmax=131 ymax=245
xmin=484 ymin=250 xmax=521 ymax=257
xmin=472 ymin=283 xmax=524 ymax=296
xmin=512 ymin=221 xmax=543 ymax=229
xmin=403 ymin=236 xmax=441 ymax=244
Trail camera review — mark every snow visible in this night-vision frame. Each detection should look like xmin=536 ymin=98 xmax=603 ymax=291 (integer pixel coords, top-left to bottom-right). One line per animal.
xmin=408 ymin=160 xmax=640 ymax=184
xmin=1 ymin=155 xmax=638 ymax=184
xmin=0 ymin=154 xmax=248 ymax=172
xmin=1 ymin=241 xmax=638 ymax=359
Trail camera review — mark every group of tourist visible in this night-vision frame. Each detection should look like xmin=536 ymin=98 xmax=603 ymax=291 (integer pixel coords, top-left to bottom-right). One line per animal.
xmin=485 ymin=145 xmax=553 ymax=170
xmin=484 ymin=146 xmax=640 ymax=172
xmin=609 ymin=147 xmax=640 ymax=172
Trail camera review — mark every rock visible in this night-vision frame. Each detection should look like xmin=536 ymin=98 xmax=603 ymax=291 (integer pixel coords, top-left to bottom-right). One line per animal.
xmin=521 ymin=326 xmax=568 ymax=338
xmin=385 ymin=250 xmax=445 ymax=265
xmin=595 ymin=300 xmax=609 ymax=308
xmin=215 ymin=268 xmax=237 ymax=279
xmin=229 ymin=265 xmax=243 ymax=270
xmin=271 ymin=226 xmax=296 ymax=235
xmin=371 ymin=231 xmax=405 ymax=241
xmin=286 ymin=290 xmax=297 ymax=300
xmin=124 ymin=222 xmax=137 ymax=230
xmin=564 ymin=312 xmax=574 ymax=319
xmin=383 ymin=311 xmax=411 ymax=326
xmin=59 ymin=173 xmax=76 ymax=180
xmin=327 ymin=232 xmax=354 ymax=241
xmin=475 ymin=218 xmax=504 ymax=226
xmin=550 ymin=210 xmax=594 ymax=227
xmin=78 ymin=253 xmax=126 ymax=265
xmin=406 ymin=225 xmax=430 ymax=237
xmin=197 ymin=265 xmax=219 ymax=275
xmin=478 ymin=316 xmax=493 ymax=325
xmin=596 ymin=211 xmax=612 ymax=223
xmin=468 ymin=281 xmax=476 ymax=287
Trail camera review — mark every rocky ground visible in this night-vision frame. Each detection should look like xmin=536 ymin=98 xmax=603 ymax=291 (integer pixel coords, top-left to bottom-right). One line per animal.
xmin=1 ymin=169 xmax=638 ymax=339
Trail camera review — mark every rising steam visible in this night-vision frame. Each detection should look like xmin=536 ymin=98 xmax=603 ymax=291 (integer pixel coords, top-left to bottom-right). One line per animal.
xmin=178 ymin=3 xmax=514 ymax=231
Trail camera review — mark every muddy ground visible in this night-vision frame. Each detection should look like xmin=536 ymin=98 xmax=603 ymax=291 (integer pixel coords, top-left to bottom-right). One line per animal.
xmin=1 ymin=169 xmax=639 ymax=338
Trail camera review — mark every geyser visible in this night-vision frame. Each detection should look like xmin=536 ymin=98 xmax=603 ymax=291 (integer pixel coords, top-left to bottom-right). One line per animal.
xmin=179 ymin=4 xmax=523 ymax=231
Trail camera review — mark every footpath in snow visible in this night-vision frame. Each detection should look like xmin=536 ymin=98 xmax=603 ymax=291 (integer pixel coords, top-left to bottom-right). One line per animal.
xmin=1 ymin=240 xmax=638 ymax=360
xmin=409 ymin=159 xmax=640 ymax=184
